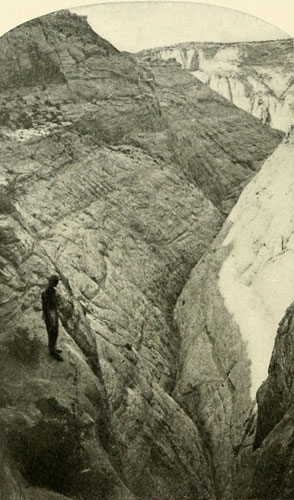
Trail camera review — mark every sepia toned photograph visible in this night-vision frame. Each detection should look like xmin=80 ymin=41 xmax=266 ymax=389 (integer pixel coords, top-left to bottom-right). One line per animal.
xmin=0 ymin=1 xmax=293 ymax=499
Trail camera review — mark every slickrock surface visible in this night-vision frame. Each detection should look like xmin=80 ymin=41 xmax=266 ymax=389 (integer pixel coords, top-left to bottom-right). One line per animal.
xmin=140 ymin=39 xmax=294 ymax=132
xmin=174 ymin=134 xmax=294 ymax=499
xmin=0 ymin=10 xmax=284 ymax=500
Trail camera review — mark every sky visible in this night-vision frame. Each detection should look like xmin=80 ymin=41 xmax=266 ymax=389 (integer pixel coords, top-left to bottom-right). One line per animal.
xmin=0 ymin=1 xmax=294 ymax=47
xmin=70 ymin=2 xmax=291 ymax=52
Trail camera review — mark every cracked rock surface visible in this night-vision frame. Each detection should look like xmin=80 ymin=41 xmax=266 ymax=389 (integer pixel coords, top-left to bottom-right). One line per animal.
xmin=247 ymin=303 xmax=294 ymax=499
xmin=140 ymin=39 xmax=294 ymax=132
xmin=0 ymin=10 xmax=285 ymax=500
xmin=173 ymin=134 xmax=294 ymax=499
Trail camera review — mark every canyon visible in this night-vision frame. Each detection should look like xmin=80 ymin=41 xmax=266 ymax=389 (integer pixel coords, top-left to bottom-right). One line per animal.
xmin=0 ymin=9 xmax=293 ymax=500
xmin=140 ymin=38 xmax=294 ymax=132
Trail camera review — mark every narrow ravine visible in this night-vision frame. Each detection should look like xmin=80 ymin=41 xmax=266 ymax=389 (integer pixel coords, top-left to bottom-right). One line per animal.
xmin=0 ymin=10 xmax=289 ymax=500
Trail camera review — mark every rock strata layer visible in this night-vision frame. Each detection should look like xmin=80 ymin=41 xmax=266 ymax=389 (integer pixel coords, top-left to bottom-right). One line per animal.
xmin=173 ymin=133 xmax=294 ymax=499
xmin=140 ymin=39 xmax=294 ymax=132
xmin=0 ymin=10 xmax=285 ymax=500
xmin=248 ymin=302 xmax=294 ymax=499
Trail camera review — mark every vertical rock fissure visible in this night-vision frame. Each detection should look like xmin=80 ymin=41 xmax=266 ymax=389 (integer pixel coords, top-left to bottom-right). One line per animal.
xmin=203 ymin=322 xmax=236 ymax=395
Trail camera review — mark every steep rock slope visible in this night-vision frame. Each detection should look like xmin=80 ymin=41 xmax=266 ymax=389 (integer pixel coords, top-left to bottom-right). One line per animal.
xmin=248 ymin=302 xmax=294 ymax=499
xmin=140 ymin=39 xmax=294 ymax=131
xmin=175 ymin=131 xmax=294 ymax=390
xmin=0 ymin=12 xmax=283 ymax=216
xmin=174 ymin=132 xmax=294 ymax=497
xmin=0 ymin=10 xmax=284 ymax=500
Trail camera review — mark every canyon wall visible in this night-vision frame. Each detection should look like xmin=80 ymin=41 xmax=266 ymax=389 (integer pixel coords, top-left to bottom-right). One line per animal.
xmin=249 ymin=301 xmax=294 ymax=499
xmin=173 ymin=131 xmax=294 ymax=498
xmin=0 ymin=10 xmax=286 ymax=500
xmin=140 ymin=39 xmax=294 ymax=132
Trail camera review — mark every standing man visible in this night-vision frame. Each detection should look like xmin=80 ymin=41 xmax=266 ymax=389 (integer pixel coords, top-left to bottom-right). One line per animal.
xmin=41 ymin=274 xmax=63 ymax=361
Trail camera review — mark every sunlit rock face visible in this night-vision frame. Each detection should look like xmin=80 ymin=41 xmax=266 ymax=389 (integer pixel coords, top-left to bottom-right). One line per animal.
xmin=0 ymin=9 xmax=285 ymax=500
xmin=218 ymin=134 xmax=294 ymax=394
xmin=140 ymin=39 xmax=294 ymax=132
xmin=174 ymin=130 xmax=294 ymax=396
xmin=173 ymin=133 xmax=294 ymax=498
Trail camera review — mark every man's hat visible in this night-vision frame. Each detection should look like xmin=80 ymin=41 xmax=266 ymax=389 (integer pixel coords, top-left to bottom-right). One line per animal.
xmin=48 ymin=274 xmax=59 ymax=285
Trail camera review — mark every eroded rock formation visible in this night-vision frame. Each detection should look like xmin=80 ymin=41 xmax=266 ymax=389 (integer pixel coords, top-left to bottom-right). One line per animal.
xmin=173 ymin=132 xmax=294 ymax=499
xmin=175 ymin=133 xmax=294 ymax=394
xmin=140 ymin=39 xmax=294 ymax=132
xmin=231 ymin=298 xmax=294 ymax=499
xmin=0 ymin=10 xmax=286 ymax=500
xmin=249 ymin=303 xmax=294 ymax=498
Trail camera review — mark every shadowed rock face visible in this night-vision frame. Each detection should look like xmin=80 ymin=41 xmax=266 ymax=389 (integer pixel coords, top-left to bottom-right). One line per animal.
xmin=140 ymin=38 xmax=294 ymax=132
xmin=173 ymin=134 xmax=294 ymax=394
xmin=0 ymin=10 xmax=285 ymax=500
xmin=173 ymin=239 xmax=253 ymax=499
xmin=245 ymin=303 xmax=294 ymax=499
xmin=172 ymin=134 xmax=294 ymax=498
xmin=0 ymin=11 xmax=118 ymax=90
xmin=254 ymin=304 xmax=294 ymax=451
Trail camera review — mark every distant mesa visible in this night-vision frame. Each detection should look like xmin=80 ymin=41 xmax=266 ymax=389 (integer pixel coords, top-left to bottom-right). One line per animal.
xmin=139 ymin=39 xmax=294 ymax=132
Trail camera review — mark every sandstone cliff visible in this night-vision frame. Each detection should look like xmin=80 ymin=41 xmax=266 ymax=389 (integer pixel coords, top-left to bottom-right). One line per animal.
xmin=248 ymin=302 xmax=294 ymax=498
xmin=174 ymin=131 xmax=294 ymax=396
xmin=139 ymin=39 xmax=294 ymax=132
xmin=173 ymin=131 xmax=294 ymax=499
xmin=0 ymin=10 xmax=285 ymax=500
